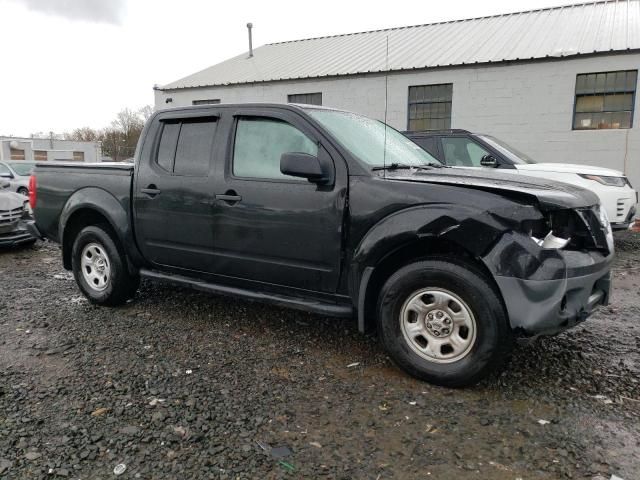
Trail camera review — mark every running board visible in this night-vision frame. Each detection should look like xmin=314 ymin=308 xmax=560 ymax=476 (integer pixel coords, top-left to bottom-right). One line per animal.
xmin=140 ymin=268 xmax=354 ymax=318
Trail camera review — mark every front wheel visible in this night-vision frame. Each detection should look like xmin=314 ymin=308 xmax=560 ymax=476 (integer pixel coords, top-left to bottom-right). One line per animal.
xmin=71 ymin=225 xmax=139 ymax=306
xmin=377 ymin=258 xmax=512 ymax=387
xmin=17 ymin=187 xmax=28 ymax=196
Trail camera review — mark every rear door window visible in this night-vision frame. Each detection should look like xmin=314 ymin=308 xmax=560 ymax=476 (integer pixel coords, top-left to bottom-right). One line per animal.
xmin=174 ymin=120 xmax=217 ymax=176
xmin=155 ymin=118 xmax=217 ymax=176
xmin=440 ymin=137 xmax=490 ymax=167
xmin=156 ymin=122 xmax=180 ymax=172
xmin=411 ymin=136 xmax=440 ymax=158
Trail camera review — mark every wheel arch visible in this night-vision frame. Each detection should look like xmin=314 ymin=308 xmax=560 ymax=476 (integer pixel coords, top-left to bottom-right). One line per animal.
xmin=350 ymin=207 xmax=510 ymax=334
xmin=59 ymin=188 xmax=139 ymax=272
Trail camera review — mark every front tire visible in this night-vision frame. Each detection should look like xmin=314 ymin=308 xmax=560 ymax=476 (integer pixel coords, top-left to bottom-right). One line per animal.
xmin=377 ymin=258 xmax=512 ymax=387
xmin=71 ymin=225 xmax=139 ymax=306
xmin=17 ymin=187 xmax=28 ymax=196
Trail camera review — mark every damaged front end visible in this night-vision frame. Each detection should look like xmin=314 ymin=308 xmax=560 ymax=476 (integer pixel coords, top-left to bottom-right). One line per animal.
xmin=0 ymin=191 xmax=39 ymax=247
xmin=482 ymin=203 xmax=613 ymax=337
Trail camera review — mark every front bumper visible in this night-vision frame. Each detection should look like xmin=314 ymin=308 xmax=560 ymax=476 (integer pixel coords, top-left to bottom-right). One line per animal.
xmin=611 ymin=205 xmax=636 ymax=230
xmin=494 ymin=249 xmax=612 ymax=336
xmin=0 ymin=219 xmax=40 ymax=247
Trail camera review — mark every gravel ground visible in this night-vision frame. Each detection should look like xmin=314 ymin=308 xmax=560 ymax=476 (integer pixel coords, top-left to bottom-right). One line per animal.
xmin=0 ymin=236 xmax=639 ymax=479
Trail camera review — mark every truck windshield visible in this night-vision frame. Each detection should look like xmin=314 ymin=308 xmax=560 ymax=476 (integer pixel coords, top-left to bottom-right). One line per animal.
xmin=307 ymin=109 xmax=441 ymax=168
xmin=477 ymin=135 xmax=536 ymax=165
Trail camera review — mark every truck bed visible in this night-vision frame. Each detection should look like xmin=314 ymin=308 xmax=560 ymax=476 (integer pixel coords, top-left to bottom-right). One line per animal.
xmin=34 ymin=162 xmax=134 ymax=243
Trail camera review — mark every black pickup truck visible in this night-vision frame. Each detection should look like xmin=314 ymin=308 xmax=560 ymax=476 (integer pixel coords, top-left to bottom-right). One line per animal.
xmin=32 ymin=104 xmax=614 ymax=387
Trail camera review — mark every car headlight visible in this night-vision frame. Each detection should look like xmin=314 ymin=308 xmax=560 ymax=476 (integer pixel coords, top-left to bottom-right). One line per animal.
xmin=579 ymin=174 xmax=628 ymax=187
xmin=531 ymin=231 xmax=571 ymax=249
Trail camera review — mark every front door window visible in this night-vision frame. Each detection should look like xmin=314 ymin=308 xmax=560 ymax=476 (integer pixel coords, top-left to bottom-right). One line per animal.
xmin=441 ymin=137 xmax=489 ymax=167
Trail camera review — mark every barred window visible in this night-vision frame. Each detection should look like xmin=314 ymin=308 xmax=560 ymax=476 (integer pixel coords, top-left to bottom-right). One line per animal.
xmin=573 ymin=70 xmax=637 ymax=130
xmin=192 ymin=99 xmax=221 ymax=105
xmin=408 ymin=84 xmax=452 ymax=131
xmin=287 ymin=93 xmax=322 ymax=106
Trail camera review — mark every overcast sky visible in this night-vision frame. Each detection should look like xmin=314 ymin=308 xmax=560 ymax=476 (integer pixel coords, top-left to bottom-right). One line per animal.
xmin=0 ymin=0 xmax=569 ymax=136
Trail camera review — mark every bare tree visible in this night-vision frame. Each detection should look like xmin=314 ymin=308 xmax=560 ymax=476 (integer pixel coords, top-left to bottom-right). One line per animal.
xmin=138 ymin=105 xmax=154 ymax=121
xmin=63 ymin=105 xmax=153 ymax=161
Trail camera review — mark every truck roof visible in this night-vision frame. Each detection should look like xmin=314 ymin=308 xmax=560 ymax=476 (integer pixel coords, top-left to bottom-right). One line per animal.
xmin=156 ymin=102 xmax=347 ymax=116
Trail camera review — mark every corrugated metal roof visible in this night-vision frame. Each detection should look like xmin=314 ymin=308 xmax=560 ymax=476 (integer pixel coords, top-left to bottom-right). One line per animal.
xmin=159 ymin=0 xmax=640 ymax=90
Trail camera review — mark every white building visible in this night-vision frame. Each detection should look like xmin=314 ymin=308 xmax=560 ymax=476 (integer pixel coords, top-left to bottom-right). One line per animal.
xmin=0 ymin=136 xmax=102 ymax=163
xmin=154 ymin=1 xmax=640 ymax=188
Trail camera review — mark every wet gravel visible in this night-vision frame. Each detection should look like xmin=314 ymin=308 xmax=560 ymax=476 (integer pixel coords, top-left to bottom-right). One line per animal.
xmin=0 ymin=237 xmax=639 ymax=479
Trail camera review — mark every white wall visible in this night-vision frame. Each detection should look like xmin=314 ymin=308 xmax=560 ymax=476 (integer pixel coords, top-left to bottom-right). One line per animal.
xmin=155 ymin=53 xmax=640 ymax=188
xmin=0 ymin=137 xmax=102 ymax=162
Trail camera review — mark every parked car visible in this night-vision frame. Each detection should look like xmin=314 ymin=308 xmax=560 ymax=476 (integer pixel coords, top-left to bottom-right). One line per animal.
xmin=31 ymin=104 xmax=613 ymax=387
xmin=404 ymin=130 xmax=637 ymax=230
xmin=0 ymin=178 xmax=38 ymax=247
xmin=0 ymin=161 xmax=39 ymax=196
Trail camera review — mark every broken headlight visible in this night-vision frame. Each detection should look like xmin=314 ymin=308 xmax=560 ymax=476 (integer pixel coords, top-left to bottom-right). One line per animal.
xmin=525 ymin=207 xmax=609 ymax=252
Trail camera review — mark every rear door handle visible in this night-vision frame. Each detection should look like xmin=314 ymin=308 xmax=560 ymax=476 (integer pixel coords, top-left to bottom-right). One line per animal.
xmin=215 ymin=191 xmax=242 ymax=204
xmin=141 ymin=185 xmax=161 ymax=196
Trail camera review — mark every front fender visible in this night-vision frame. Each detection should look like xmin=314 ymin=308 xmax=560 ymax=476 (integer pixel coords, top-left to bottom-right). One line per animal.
xmin=349 ymin=202 xmax=543 ymax=331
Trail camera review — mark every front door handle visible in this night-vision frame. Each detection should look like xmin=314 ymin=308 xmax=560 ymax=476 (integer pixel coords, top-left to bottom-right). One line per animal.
xmin=141 ymin=185 xmax=161 ymax=197
xmin=215 ymin=190 xmax=242 ymax=204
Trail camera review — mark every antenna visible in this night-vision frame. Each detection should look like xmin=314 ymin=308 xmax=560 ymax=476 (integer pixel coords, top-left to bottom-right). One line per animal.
xmin=382 ymin=35 xmax=389 ymax=179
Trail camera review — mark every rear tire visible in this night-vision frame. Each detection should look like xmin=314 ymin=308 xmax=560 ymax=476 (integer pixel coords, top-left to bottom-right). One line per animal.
xmin=377 ymin=258 xmax=512 ymax=387
xmin=71 ymin=224 xmax=139 ymax=306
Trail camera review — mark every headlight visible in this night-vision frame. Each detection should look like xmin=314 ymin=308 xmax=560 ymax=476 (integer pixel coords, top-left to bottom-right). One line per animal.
xmin=579 ymin=174 xmax=627 ymax=187
xmin=531 ymin=231 xmax=571 ymax=249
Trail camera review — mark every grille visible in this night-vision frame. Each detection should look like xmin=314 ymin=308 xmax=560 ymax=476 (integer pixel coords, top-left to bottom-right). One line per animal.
xmin=0 ymin=205 xmax=25 ymax=225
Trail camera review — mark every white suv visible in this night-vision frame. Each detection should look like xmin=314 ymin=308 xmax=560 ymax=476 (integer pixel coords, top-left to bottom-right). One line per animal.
xmin=405 ymin=130 xmax=637 ymax=230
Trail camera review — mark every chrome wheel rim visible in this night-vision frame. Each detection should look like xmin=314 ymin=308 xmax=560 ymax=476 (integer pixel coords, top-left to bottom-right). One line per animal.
xmin=400 ymin=288 xmax=477 ymax=364
xmin=80 ymin=242 xmax=111 ymax=292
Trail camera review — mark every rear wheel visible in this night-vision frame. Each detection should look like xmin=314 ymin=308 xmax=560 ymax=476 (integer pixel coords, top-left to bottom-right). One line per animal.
xmin=71 ymin=225 xmax=139 ymax=306
xmin=377 ymin=258 xmax=512 ymax=387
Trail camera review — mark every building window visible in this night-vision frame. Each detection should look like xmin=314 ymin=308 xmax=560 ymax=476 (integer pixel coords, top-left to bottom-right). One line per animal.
xmin=34 ymin=150 xmax=47 ymax=161
xmin=10 ymin=147 xmax=25 ymax=160
xmin=573 ymin=70 xmax=637 ymax=130
xmin=192 ymin=99 xmax=221 ymax=105
xmin=287 ymin=93 xmax=322 ymax=106
xmin=72 ymin=151 xmax=85 ymax=161
xmin=408 ymin=84 xmax=452 ymax=131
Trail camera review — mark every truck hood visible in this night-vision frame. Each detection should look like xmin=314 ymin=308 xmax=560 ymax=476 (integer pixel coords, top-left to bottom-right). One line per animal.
xmin=0 ymin=190 xmax=27 ymax=211
xmin=515 ymin=162 xmax=625 ymax=177
xmin=384 ymin=167 xmax=599 ymax=210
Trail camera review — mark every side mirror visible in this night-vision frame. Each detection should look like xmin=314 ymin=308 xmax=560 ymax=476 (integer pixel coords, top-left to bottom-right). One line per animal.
xmin=480 ymin=154 xmax=498 ymax=167
xmin=280 ymin=152 xmax=327 ymax=183
xmin=0 ymin=172 xmax=13 ymax=179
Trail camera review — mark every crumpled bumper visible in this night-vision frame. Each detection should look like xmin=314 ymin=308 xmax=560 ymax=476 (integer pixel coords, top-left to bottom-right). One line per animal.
xmin=493 ymin=249 xmax=612 ymax=336
xmin=0 ymin=219 xmax=41 ymax=247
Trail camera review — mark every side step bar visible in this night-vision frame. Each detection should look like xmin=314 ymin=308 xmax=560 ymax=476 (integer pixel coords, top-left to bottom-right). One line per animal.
xmin=140 ymin=268 xmax=354 ymax=318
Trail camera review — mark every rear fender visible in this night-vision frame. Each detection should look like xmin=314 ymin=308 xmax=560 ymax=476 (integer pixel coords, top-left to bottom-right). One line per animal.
xmin=59 ymin=187 xmax=142 ymax=272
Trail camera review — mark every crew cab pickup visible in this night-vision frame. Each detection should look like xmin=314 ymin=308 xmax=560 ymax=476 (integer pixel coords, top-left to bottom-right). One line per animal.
xmin=32 ymin=104 xmax=614 ymax=387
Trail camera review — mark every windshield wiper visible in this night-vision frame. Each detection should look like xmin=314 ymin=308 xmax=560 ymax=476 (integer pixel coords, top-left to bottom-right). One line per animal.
xmin=372 ymin=162 xmax=445 ymax=171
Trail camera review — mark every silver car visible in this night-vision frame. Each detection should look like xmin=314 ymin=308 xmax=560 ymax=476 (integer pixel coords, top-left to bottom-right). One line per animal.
xmin=0 ymin=161 xmax=38 ymax=196
xmin=0 ymin=179 xmax=37 ymax=247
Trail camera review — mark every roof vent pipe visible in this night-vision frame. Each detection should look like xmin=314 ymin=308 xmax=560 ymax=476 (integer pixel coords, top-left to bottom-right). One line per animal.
xmin=247 ymin=23 xmax=254 ymax=58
